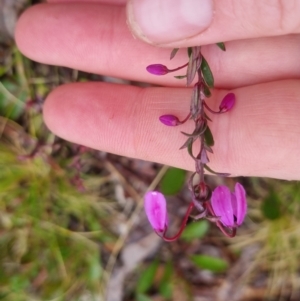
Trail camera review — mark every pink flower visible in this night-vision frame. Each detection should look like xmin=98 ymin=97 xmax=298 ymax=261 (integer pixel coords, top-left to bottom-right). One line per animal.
xmin=219 ymin=93 xmax=235 ymax=112
xmin=146 ymin=64 xmax=169 ymax=75
xmin=159 ymin=115 xmax=180 ymax=126
xmin=144 ymin=191 xmax=168 ymax=232
xmin=211 ymin=183 xmax=247 ymax=227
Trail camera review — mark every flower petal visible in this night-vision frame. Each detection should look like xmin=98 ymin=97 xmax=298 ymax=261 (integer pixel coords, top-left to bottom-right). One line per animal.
xmin=211 ymin=186 xmax=234 ymax=227
xmin=144 ymin=191 xmax=168 ymax=232
xmin=146 ymin=64 xmax=169 ymax=75
xmin=233 ymin=183 xmax=247 ymax=226
xmin=219 ymin=93 xmax=235 ymax=112
xmin=159 ymin=115 xmax=180 ymax=126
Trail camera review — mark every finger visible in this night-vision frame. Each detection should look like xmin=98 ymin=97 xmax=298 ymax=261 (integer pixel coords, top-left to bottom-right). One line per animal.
xmin=44 ymin=79 xmax=300 ymax=180
xmin=127 ymin=0 xmax=300 ymax=47
xmin=47 ymin=0 xmax=126 ymax=4
xmin=15 ymin=3 xmax=300 ymax=90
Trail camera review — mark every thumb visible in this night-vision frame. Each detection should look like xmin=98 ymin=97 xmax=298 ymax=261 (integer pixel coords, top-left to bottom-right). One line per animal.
xmin=126 ymin=0 xmax=213 ymax=46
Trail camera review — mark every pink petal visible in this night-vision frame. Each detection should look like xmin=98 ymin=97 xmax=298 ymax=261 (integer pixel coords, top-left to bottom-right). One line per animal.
xmin=211 ymin=186 xmax=234 ymax=227
xmin=233 ymin=183 xmax=247 ymax=226
xmin=144 ymin=191 xmax=168 ymax=232
xmin=159 ymin=115 xmax=180 ymax=126
xmin=146 ymin=64 xmax=169 ymax=75
xmin=219 ymin=93 xmax=235 ymax=112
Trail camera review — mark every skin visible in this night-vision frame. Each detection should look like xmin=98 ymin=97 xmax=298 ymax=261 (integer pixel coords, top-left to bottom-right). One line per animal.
xmin=15 ymin=0 xmax=300 ymax=180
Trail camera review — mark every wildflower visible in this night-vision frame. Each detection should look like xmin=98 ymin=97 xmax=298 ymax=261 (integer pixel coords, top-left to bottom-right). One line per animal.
xmin=146 ymin=45 xmax=243 ymax=239
xmin=146 ymin=64 xmax=169 ymax=75
xmin=219 ymin=93 xmax=235 ymax=112
xmin=144 ymin=191 xmax=168 ymax=233
xmin=146 ymin=63 xmax=189 ymax=76
xmin=159 ymin=113 xmax=191 ymax=127
xmin=211 ymin=183 xmax=247 ymax=227
xmin=159 ymin=115 xmax=180 ymax=126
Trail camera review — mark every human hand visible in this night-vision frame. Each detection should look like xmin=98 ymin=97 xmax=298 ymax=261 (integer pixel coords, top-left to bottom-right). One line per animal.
xmin=15 ymin=0 xmax=300 ymax=180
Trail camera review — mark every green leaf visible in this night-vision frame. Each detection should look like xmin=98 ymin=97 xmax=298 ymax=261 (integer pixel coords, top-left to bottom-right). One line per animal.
xmin=181 ymin=122 xmax=207 ymax=138
xmin=216 ymin=42 xmax=226 ymax=51
xmin=88 ymin=255 xmax=102 ymax=281
xmin=136 ymin=260 xmax=159 ymax=294
xmin=158 ymin=261 xmax=173 ymax=299
xmin=204 ymin=125 xmax=214 ymax=147
xmin=201 ymin=56 xmax=214 ymax=88
xmin=203 ymin=84 xmax=211 ymax=97
xmin=186 ymin=53 xmax=197 ymax=86
xmin=181 ymin=220 xmax=209 ymax=242
xmin=190 ymin=255 xmax=228 ymax=272
xmin=160 ymin=167 xmax=186 ymax=195
xmin=0 ymin=79 xmax=28 ymax=120
xmin=170 ymin=48 xmax=179 ymax=60
xmin=179 ymin=137 xmax=193 ymax=150
xmin=187 ymin=139 xmax=197 ymax=160
xmin=204 ymin=112 xmax=212 ymax=122
xmin=261 ymin=190 xmax=281 ymax=220
xmin=136 ymin=294 xmax=153 ymax=301
xmin=204 ymin=164 xmax=230 ymax=177
xmin=174 ymin=75 xmax=187 ymax=79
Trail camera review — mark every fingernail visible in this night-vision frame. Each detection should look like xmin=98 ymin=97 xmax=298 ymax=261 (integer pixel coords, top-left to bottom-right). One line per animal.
xmin=127 ymin=0 xmax=214 ymax=45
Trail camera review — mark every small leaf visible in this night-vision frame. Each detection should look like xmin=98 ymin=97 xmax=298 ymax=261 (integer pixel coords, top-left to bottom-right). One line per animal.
xmin=187 ymin=140 xmax=197 ymax=160
xmin=181 ymin=121 xmax=207 ymax=138
xmin=192 ymin=46 xmax=201 ymax=58
xmin=179 ymin=137 xmax=193 ymax=150
xmin=160 ymin=167 xmax=186 ymax=195
xmin=158 ymin=261 xmax=173 ymax=299
xmin=191 ymin=255 xmax=228 ymax=272
xmin=201 ymin=56 xmax=214 ymax=88
xmin=204 ymin=126 xmax=214 ymax=147
xmin=88 ymin=256 xmax=102 ymax=281
xmin=181 ymin=220 xmax=210 ymax=242
xmin=136 ymin=294 xmax=153 ymax=301
xmin=187 ymin=47 xmax=192 ymax=57
xmin=181 ymin=131 xmax=197 ymax=138
xmin=0 ymin=79 xmax=28 ymax=120
xmin=204 ymin=112 xmax=212 ymax=122
xmin=174 ymin=75 xmax=187 ymax=79
xmin=204 ymin=144 xmax=213 ymax=154
xmin=216 ymin=42 xmax=226 ymax=51
xmin=136 ymin=260 xmax=159 ymax=294
xmin=186 ymin=54 xmax=197 ymax=86
xmin=170 ymin=48 xmax=179 ymax=60
xmin=204 ymin=164 xmax=230 ymax=177
xmin=261 ymin=190 xmax=281 ymax=220
xmin=203 ymin=84 xmax=211 ymax=97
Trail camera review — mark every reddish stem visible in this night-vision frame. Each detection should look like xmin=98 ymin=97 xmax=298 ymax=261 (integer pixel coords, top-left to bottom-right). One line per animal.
xmin=206 ymin=202 xmax=236 ymax=238
xmin=168 ymin=62 xmax=189 ymax=73
xmin=179 ymin=112 xmax=192 ymax=124
xmin=162 ymin=202 xmax=195 ymax=242
xmin=203 ymin=101 xmax=223 ymax=114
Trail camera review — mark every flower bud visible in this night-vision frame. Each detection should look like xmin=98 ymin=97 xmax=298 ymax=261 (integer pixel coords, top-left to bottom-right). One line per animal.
xmin=146 ymin=64 xmax=169 ymax=75
xmin=193 ymin=182 xmax=212 ymax=202
xmin=144 ymin=191 xmax=168 ymax=233
xmin=211 ymin=183 xmax=247 ymax=227
xmin=219 ymin=93 xmax=235 ymax=112
xmin=159 ymin=115 xmax=180 ymax=126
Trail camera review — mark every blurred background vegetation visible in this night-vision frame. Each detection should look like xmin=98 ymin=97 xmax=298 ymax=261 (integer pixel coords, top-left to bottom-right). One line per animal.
xmin=1 ymin=1 xmax=300 ymax=300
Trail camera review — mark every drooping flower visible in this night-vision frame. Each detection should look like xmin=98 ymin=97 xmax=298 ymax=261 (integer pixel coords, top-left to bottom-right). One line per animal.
xmin=144 ymin=191 xmax=168 ymax=232
xmin=159 ymin=115 xmax=180 ymax=126
xmin=211 ymin=183 xmax=247 ymax=227
xmin=219 ymin=93 xmax=235 ymax=112
xmin=146 ymin=64 xmax=169 ymax=75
